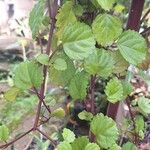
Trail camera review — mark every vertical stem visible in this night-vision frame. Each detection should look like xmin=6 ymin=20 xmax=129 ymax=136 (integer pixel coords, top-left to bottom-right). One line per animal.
xmin=126 ymin=0 xmax=145 ymax=31
xmin=33 ymin=0 xmax=58 ymax=129
xmin=90 ymin=75 xmax=96 ymax=115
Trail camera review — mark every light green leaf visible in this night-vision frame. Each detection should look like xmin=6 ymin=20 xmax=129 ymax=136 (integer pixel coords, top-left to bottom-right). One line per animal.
xmin=90 ymin=113 xmax=119 ymax=149
xmin=57 ymin=142 xmax=72 ymax=150
xmin=105 ymin=78 xmax=123 ymax=103
xmin=68 ymin=72 xmax=89 ymax=100
xmin=92 ymin=14 xmax=122 ymax=46
xmin=51 ymin=108 xmax=65 ymax=118
xmin=110 ymin=51 xmax=129 ymax=74
xmin=117 ymin=30 xmax=147 ymax=65
xmin=29 ymin=0 xmax=46 ymax=38
xmin=62 ymin=22 xmax=95 ymax=60
xmin=137 ymin=97 xmax=150 ymax=116
xmin=62 ymin=128 xmax=75 ymax=143
xmin=53 ymin=58 xmax=67 ymax=71
xmin=122 ymin=142 xmax=137 ymax=150
xmin=56 ymin=1 xmax=77 ymax=39
xmin=109 ymin=144 xmax=121 ymax=150
xmin=84 ymin=49 xmax=114 ymax=77
xmin=78 ymin=110 xmax=93 ymax=121
xmin=4 ymin=87 xmax=20 ymax=101
xmin=114 ymin=4 xmax=125 ymax=13
xmin=73 ymin=4 xmax=84 ymax=17
xmin=14 ymin=61 xmax=43 ymax=90
xmin=121 ymin=81 xmax=133 ymax=99
xmin=0 ymin=125 xmax=9 ymax=141
xmin=95 ymin=0 xmax=116 ymax=10
xmin=36 ymin=54 xmax=49 ymax=65
xmin=71 ymin=136 xmax=89 ymax=150
xmin=135 ymin=115 xmax=145 ymax=134
xmin=84 ymin=143 xmax=100 ymax=150
xmin=49 ymin=52 xmax=76 ymax=86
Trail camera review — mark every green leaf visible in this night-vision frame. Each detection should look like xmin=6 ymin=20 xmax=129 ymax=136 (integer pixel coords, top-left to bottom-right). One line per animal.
xmin=29 ymin=0 xmax=46 ymax=38
xmin=109 ymin=144 xmax=121 ymax=150
xmin=84 ymin=143 xmax=100 ymax=150
xmin=95 ymin=0 xmax=116 ymax=10
xmin=122 ymin=142 xmax=137 ymax=150
xmin=135 ymin=115 xmax=145 ymax=134
xmin=92 ymin=14 xmax=122 ymax=46
xmin=4 ymin=87 xmax=20 ymax=101
xmin=71 ymin=136 xmax=89 ymax=150
xmin=49 ymin=52 xmax=76 ymax=86
xmin=105 ymin=78 xmax=123 ymax=103
xmin=78 ymin=110 xmax=93 ymax=121
xmin=0 ymin=125 xmax=9 ymax=141
xmin=14 ymin=61 xmax=43 ymax=90
xmin=121 ymin=81 xmax=133 ymax=99
xmin=110 ymin=51 xmax=129 ymax=74
xmin=57 ymin=142 xmax=72 ymax=150
xmin=73 ymin=4 xmax=84 ymax=17
xmin=68 ymin=72 xmax=89 ymax=100
xmin=137 ymin=97 xmax=150 ymax=116
xmin=62 ymin=22 xmax=95 ymax=60
xmin=62 ymin=128 xmax=75 ymax=143
xmin=117 ymin=30 xmax=147 ymax=65
xmin=90 ymin=113 xmax=119 ymax=149
xmin=53 ymin=58 xmax=67 ymax=71
xmin=56 ymin=1 xmax=77 ymax=39
xmin=36 ymin=54 xmax=49 ymax=65
xmin=84 ymin=49 xmax=114 ymax=77
xmin=51 ymin=108 xmax=65 ymax=118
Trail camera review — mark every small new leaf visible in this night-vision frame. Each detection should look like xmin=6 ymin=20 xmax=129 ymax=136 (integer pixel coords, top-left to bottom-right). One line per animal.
xmin=49 ymin=52 xmax=76 ymax=86
xmin=92 ymin=14 xmax=122 ymax=46
xmin=0 ymin=125 xmax=9 ymax=141
xmin=117 ymin=30 xmax=147 ymax=65
xmin=62 ymin=22 xmax=95 ymax=60
xmin=62 ymin=128 xmax=75 ymax=143
xmin=78 ymin=110 xmax=93 ymax=121
xmin=90 ymin=113 xmax=119 ymax=149
xmin=51 ymin=108 xmax=65 ymax=118
xmin=53 ymin=58 xmax=67 ymax=71
xmin=105 ymin=78 xmax=123 ymax=103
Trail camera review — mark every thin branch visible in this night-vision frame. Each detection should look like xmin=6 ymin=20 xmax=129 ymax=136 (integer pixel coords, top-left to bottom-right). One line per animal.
xmin=125 ymin=96 xmax=138 ymax=144
xmin=141 ymin=8 xmax=150 ymax=24
xmin=90 ymin=75 xmax=96 ymax=115
xmin=140 ymin=26 xmax=150 ymax=36
xmin=36 ymin=128 xmax=57 ymax=147
xmin=0 ymin=117 xmax=51 ymax=149
xmin=33 ymin=87 xmax=51 ymax=114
